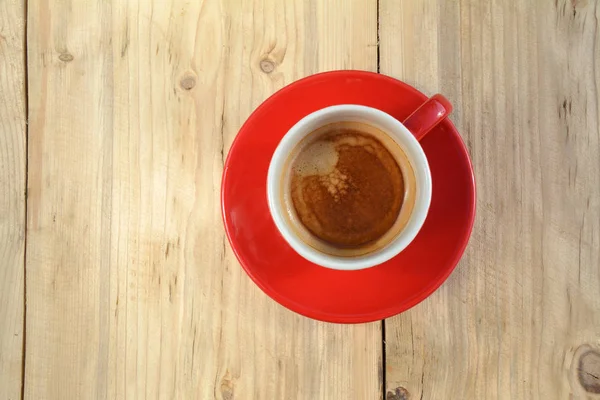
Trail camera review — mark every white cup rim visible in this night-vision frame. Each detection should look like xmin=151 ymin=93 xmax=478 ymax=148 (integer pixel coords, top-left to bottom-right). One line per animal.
xmin=267 ymin=105 xmax=432 ymax=270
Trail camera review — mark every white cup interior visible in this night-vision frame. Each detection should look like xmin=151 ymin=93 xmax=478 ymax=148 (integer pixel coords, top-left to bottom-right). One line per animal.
xmin=267 ymin=105 xmax=432 ymax=270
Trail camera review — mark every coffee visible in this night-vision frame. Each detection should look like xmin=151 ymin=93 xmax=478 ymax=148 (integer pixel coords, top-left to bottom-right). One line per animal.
xmin=281 ymin=121 xmax=416 ymax=257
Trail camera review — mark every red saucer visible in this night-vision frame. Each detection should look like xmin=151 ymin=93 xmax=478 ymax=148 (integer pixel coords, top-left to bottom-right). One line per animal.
xmin=221 ymin=71 xmax=476 ymax=323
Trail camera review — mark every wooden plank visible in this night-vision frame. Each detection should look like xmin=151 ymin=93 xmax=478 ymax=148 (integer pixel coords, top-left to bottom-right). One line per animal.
xmin=25 ymin=0 xmax=381 ymax=398
xmin=380 ymin=0 xmax=600 ymax=399
xmin=0 ymin=0 xmax=26 ymax=398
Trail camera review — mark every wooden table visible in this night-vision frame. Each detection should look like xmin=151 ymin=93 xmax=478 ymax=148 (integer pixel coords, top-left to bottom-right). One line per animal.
xmin=1 ymin=0 xmax=599 ymax=399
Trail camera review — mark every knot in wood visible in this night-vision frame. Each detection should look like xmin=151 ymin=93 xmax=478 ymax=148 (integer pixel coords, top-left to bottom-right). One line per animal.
xmin=578 ymin=349 xmax=600 ymax=394
xmin=387 ymin=387 xmax=410 ymax=400
xmin=180 ymin=73 xmax=197 ymax=91
xmin=259 ymin=59 xmax=275 ymax=74
xmin=59 ymin=53 xmax=74 ymax=62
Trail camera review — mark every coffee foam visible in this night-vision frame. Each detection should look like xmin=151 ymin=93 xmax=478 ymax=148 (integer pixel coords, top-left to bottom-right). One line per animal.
xmin=292 ymin=140 xmax=338 ymax=177
xmin=292 ymin=140 xmax=351 ymax=203
xmin=280 ymin=121 xmax=417 ymax=257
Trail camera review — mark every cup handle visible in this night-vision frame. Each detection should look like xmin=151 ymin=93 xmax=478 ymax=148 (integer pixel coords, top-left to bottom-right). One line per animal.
xmin=402 ymin=94 xmax=453 ymax=141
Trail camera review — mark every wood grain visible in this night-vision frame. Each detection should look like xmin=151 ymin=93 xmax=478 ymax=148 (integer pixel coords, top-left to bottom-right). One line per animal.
xmin=25 ymin=0 xmax=380 ymax=399
xmin=0 ymin=0 xmax=26 ymax=398
xmin=381 ymin=0 xmax=600 ymax=399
